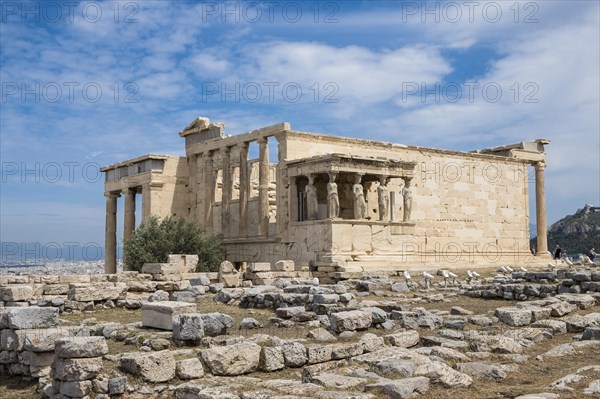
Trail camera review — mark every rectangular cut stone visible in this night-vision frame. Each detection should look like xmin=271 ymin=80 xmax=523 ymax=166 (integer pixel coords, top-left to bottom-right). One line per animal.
xmin=51 ymin=357 xmax=103 ymax=381
xmin=24 ymin=328 xmax=71 ymax=352
xmin=67 ymin=283 xmax=127 ymax=302
xmin=0 ymin=285 xmax=34 ymax=301
xmin=59 ymin=275 xmax=90 ymax=284
xmin=141 ymin=301 xmax=197 ymax=330
xmin=142 ymin=263 xmax=180 ymax=274
xmin=248 ymin=262 xmax=272 ymax=272
xmin=43 ymin=285 xmax=69 ymax=295
xmin=274 ymin=260 xmax=295 ymax=272
xmin=5 ymin=307 xmax=59 ymax=329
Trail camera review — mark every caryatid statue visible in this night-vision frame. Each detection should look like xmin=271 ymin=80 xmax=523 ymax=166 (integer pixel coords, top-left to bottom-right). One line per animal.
xmin=377 ymin=175 xmax=389 ymax=221
xmin=402 ymin=178 xmax=413 ymax=221
xmin=306 ymin=174 xmax=319 ymax=220
xmin=327 ymin=172 xmax=339 ymax=218
xmin=352 ymin=174 xmax=367 ymax=219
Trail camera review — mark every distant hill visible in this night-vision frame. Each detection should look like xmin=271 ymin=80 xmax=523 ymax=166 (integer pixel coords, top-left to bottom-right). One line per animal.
xmin=532 ymin=204 xmax=600 ymax=255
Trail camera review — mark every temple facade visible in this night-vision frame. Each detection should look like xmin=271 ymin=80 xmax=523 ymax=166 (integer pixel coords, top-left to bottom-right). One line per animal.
xmin=101 ymin=117 xmax=550 ymax=278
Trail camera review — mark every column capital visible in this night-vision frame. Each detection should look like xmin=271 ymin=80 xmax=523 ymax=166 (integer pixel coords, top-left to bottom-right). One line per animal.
xmin=104 ymin=191 xmax=120 ymax=199
xmin=257 ymin=136 xmax=268 ymax=145
xmin=534 ymin=160 xmax=546 ymax=170
xmin=238 ymin=141 xmax=249 ymax=149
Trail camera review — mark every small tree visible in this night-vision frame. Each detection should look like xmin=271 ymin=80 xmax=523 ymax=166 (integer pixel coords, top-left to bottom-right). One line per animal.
xmin=123 ymin=216 xmax=224 ymax=272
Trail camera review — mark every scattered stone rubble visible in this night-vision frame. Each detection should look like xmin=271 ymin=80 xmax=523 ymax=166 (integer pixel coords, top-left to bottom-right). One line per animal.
xmin=1 ymin=261 xmax=600 ymax=398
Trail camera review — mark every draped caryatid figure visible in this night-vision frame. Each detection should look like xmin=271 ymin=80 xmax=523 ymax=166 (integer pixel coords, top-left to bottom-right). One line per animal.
xmin=327 ymin=172 xmax=339 ymax=218
xmin=352 ymin=174 xmax=367 ymax=219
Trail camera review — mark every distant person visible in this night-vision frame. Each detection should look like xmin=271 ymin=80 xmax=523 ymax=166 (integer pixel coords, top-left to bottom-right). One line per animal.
xmin=553 ymin=245 xmax=562 ymax=260
xmin=589 ymin=248 xmax=597 ymax=262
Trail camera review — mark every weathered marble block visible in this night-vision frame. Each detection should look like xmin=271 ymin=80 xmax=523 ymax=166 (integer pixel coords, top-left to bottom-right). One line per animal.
xmin=0 ymin=285 xmax=34 ymax=302
xmin=1 ymin=307 xmax=59 ymax=330
xmin=141 ymin=301 xmax=196 ymax=330
xmin=67 ymin=283 xmax=127 ymax=302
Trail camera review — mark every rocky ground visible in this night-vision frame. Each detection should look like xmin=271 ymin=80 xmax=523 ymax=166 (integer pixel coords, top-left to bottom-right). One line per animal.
xmin=1 ymin=265 xmax=599 ymax=399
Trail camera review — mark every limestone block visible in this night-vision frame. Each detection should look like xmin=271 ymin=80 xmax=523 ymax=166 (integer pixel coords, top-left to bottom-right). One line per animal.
xmin=43 ymin=285 xmax=69 ymax=295
xmin=4 ymin=307 xmax=59 ymax=330
xmin=59 ymin=275 xmax=91 ymax=284
xmin=54 ymin=337 xmax=108 ymax=358
xmin=201 ymin=313 xmax=235 ymax=336
xmin=200 ymin=342 xmax=261 ymax=376
xmin=60 ymin=380 xmax=92 ymax=397
xmin=120 ymin=350 xmax=176 ymax=383
xmin=385 ymin=330 xmax=420 ymax=348
xmin=67 ymin=283 xmax=127 ymax=302
xmin=282 ymin=342 xmax=307 ymax=367
xmin=0 ymin=285 xmax=34 ymax=302
xmin=176 ymin=357 xmax=204 ymax=379
xmin=172 ymin=313 xmax=204 ymax=341
xmin=23 ymin=328 xmax=70 ymax=352
xmin=22 ymin=350 xmax=55 ymax=367
xmin=141 ymin=301 xmax=196 ymax=331
xmin=364 ymin=377 xmax=430 ymax=398
xmin=274 ymin=260 xmax=295 ymax=272
xmin=108 ymin=376 xmax=127 ymax=395
xmin=248 ymin=262 xmax=271 ymax=272
xmin=330 ymin=342 xmax=363 ymax=359
xmin=260 ymin=346 xmax=284 ymax=371
xmin=330 ymin=310 xmax=373 ymax=332
xmin=142 ymin=263 xmax=179 ymax=275
xmin=51 ymin=357 xmax=103 ymax=381
xmin=495 ymin=308 xmax=532 ymax=327
xmin=306 ymin=344 xmax=332 ymax=364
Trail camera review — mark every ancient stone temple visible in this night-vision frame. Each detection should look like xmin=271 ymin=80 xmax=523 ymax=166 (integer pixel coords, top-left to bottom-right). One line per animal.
xmin=101 ymin=117 xmax=551 ymax=277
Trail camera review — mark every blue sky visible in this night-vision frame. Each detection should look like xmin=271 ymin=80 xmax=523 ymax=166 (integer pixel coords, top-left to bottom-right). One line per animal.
xmin=1 ymin=1 xmax=599 ymax=257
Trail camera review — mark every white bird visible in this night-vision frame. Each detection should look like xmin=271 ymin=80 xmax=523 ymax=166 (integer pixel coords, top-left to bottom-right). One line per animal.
xmin=547 ymin=263 xmax=556 ymax=269
xmin=403 ymin=270 xmax=411 ymax=280
xmin=467 ymin=270 xmax=474 ymax=279
xmin=565 ymin=258 xmax=574 ymax=267
xmin=448 ymin=271 xmax=457 ymax=279
xmin=441 ymin=270 xmax=450 ymax=278
xmin=422 ymin=271 xmax=434 ymax=279
xmin=506 ymin=266 xmax=514 ymax=273
xmin=520 ymin=267 xmax=528 ymax=272
xmin=500 ymin=266 xmax=508 ymax=273
xmin=471 ymin=271 xmax=481 ymax=279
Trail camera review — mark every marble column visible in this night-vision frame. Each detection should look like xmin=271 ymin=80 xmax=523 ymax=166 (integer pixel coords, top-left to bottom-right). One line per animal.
xmin=534 ymin=161 xmax=549 ymax=256
xmin=195 ymin=153 xmax=204 ymax=224
xmin=221 ymin=147 xmax=231 ymax=237
xmin=258 ymin=137 xmax=269 ymax=236
xmin=104 ymin=192 xmax=119 ymax=274
xmin=238 ymin=142 xmax=249 ymax=237
xmin=402 ymin=177 xmax=413 ymax=222
xmin=123 ymin=188 xmax=136 ymax=241
xmin=204 ymin=152 xmax=215 ymax=233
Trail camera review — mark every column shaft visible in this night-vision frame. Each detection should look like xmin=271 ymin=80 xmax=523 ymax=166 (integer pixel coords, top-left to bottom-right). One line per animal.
xmin=221 ymin=147 xmax=231 ymax=237
xmin=195 ymin=153 xmax=204 ymax=224
xmin=239 ymin=143 xmax=249 ymax=237
xmin=535 ymin=162 xmax=549 ymax=255
xmin=104 ymin=192 xmax=118 ymax=274
xmin=204 ymin=153 xmax=215 ymax=233
xmin=123 ymin=188 xmax=136 ymax=240
xmin=258 ymin=137 xmax=269 ymax=236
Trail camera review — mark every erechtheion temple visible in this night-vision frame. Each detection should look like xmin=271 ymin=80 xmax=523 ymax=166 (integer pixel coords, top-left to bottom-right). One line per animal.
xmin=102 ymin=117 xmax=551 ymax=278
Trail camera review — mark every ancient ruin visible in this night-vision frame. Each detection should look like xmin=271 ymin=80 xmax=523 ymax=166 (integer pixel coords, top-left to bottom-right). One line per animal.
xmin=101 ymin=117 xmax=552 ymax=278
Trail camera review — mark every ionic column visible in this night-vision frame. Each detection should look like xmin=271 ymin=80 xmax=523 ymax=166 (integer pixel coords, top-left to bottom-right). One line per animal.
xmin=258 ymin=137 xmax=269 ymax=236
xmin=195 ymin=153 xmax=204 ymax=224
xmin=238 ymin=143 xmax=249 ymax=237
xmin=104 ymin=192 xmax=119 ymax=274
xmin=123 ymin=188 xmax=136 ymax=241
xmin=534 ymin=161 xmax=549 ymax=256
xmin=204 ymin=152 xmax=215 ymax=233
xmin=221 ymin=147 xmax=231 ymax=238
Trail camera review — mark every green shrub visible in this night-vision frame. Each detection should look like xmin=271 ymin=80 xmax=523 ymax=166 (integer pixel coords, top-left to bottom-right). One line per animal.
xmin=123 ymin=216 xmax=224 ymax=272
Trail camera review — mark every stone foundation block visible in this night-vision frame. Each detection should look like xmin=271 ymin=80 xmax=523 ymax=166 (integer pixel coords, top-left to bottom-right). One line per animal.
xmin=141 ymin=301 xmax=196 ymax=330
